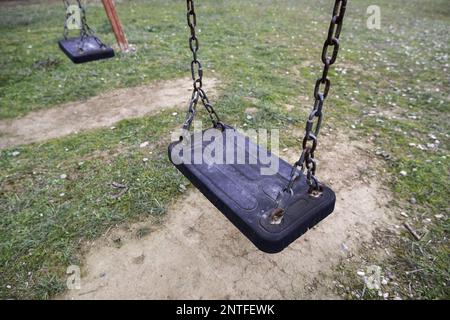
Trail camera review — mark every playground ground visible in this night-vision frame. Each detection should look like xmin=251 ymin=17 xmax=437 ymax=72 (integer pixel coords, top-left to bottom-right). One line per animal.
xmin=0 ymin=0 xmax=448 ymax=299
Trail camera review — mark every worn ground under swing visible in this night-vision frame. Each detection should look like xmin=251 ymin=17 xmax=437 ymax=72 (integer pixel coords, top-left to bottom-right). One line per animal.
xmin=61 ymin=129 xmax=393 ymax=299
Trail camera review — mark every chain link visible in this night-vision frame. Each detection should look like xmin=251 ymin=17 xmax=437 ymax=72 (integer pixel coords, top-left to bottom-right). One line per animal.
xmin=62 ymin=1 xmax=105 ymax=48
xmin=78 ymin=0 xmax=89 ymax=38
xmin=182 ymin=0 xmax=221 ymax=132
xmin=180 ymin=0 xmax=346 ymax=201
xmin=284 ymin=0 xmax=347 ymax=196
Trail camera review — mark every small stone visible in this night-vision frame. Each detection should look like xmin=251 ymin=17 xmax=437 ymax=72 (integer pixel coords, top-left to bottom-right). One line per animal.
xmin=400 ymin=212 xmax=409 ymax=218
xmin=12 ymin=151 xmax=20 ymax=157
xmin=417 ymin=144 xmax=426 ymax=150
xmin=399 ymin=170 xmax=407 ymax=177
xmin=113 ymin=237 xmax=121 ymax=244
xmin=434 ymin=214 xmax=444 ymax=219
xmin=60 ymin=174 xmax=67 ymax=179
xmin=140 ymin=141 xmax=149 ymax=148
xmin=6 ymin=285 xmax=11 ymax=289
xmin=172 ymin=112 xmax=178 ymax=116
xmin=59 ymin=193 xmax=65 ymax=197
xmin=246 ymin=115 xmax=253 ymax=120
xmin=409 ymin=197 xmax=417 ymax=204
xmin=381 ymin=279 xmax=388 ymax=285
xmin=357 ymin=271 xmax=365 ymax=276
xmin=143 ymin=158 xmax=149 ymax=162
xmin=110 ymin=126 xmax=116 ymax=130
xmin=132 ymin=254 xmax=145 ymax=265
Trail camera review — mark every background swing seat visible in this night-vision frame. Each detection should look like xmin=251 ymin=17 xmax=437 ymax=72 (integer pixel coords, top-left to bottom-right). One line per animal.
xmin=168 ymin=127 xmax=336 ymax=253
xmin=58 ymin=36 xmax=114 ymax=64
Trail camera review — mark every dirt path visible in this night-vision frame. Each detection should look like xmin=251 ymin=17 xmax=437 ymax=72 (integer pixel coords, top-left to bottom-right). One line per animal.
xmin=61 ymin=130 xmax=393 ymax=300
xmin=0 ymin=78 xmax=219 ymax=149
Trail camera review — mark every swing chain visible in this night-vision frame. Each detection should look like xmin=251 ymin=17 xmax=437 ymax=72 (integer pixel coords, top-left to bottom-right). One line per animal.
xmin=286 ymin=0 xmax=347 ymax=197
xmin=63 ymin=0 xmax=87 ymax=37
xmin=62 ymin=0 xmax=105 ymax=48
xmin=182 ymin=0 xmax=221 ymax=132
xmin=78 ymin=0 xmax=89 ymax=38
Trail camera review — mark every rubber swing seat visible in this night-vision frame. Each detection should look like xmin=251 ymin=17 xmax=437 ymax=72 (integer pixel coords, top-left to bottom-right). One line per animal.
xmin=168 ymin=126 xmax=336 ymax=253
xmin=58 ymin=36 xmax=114 ymax=64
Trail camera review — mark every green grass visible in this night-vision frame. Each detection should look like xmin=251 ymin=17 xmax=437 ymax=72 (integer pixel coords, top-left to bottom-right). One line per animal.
xmin=0 ymin=0 xmax=449 ymax=299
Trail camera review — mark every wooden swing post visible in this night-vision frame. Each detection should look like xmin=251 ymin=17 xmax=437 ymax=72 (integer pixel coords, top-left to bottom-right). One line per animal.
xmin=101 ymin=0 xmax=130 ymax=52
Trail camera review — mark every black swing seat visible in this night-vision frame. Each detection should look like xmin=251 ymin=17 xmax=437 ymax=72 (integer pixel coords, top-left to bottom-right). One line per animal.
xmin=58 ymin=36 xmax=114 ymax=64
xmin=168 ymin=126 xmax=336 ymax=253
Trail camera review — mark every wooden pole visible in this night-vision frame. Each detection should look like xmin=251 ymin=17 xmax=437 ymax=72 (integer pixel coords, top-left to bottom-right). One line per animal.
xmin=101 ymin=0 xmax=130 ymax=52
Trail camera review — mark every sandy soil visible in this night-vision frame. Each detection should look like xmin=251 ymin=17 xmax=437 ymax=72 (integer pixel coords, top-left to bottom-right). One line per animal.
xmin=60 ymin=129 xmax=393 ymax=300
xmin=0 ymin=78 xmax=219 ymax=149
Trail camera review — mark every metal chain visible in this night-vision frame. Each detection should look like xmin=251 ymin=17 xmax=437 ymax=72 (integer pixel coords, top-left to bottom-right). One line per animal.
xmin=62 ymin=0 xmax=88 ymax=37
xmin=284 ymin=0 xmax=347 ymax=196
xmin=62 ymin=1 xmax=105 ymax=49
xmin=182 ymin=0 xmax=221 ymax=132
xmin=77 ymin=0 xmax=89 ymax=38
xmin=180 ymin=0 xmax=346 ymax=199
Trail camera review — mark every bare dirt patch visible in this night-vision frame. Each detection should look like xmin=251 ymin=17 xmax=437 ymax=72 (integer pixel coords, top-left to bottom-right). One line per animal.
xmin=0 ymin=78 xmax=219 ymax=149
xmin=60 ymin=130 xmax=394 ymax=300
